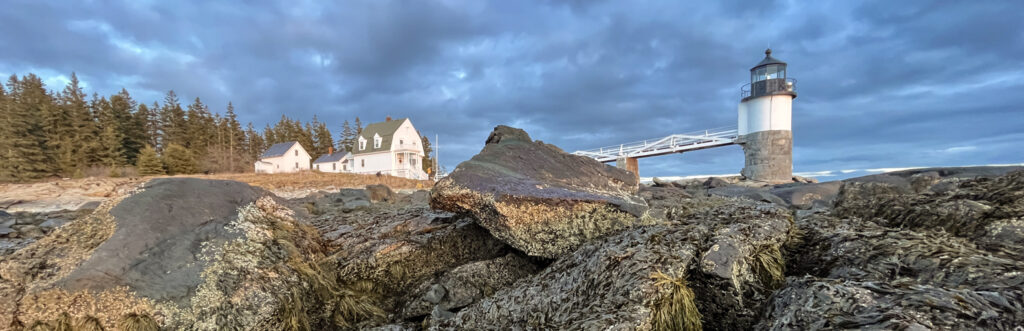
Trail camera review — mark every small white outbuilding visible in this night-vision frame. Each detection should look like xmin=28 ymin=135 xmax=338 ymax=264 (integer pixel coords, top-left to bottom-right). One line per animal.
xmin=254 ymin=141 xmax=311 ymax=174
xmin=312 ymin=149 xmax=353 ymax=173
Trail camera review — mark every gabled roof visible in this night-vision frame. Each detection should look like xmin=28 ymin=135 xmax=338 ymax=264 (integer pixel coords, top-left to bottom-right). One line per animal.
xmin=261 ymin=141 xmax=299 ymax=158
xmin=353 ymin=118 xmax=410 ymax=155
xmin=313 ymin=152 xmax=351 ymax=164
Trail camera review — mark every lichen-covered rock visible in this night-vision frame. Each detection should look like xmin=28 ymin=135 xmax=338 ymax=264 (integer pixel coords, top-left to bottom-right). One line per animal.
xmin=759 ymin=277 xmax=1024 ymax=330
xmin=430 ymin=125 xmax=650 ymax=258
xmin=433 ymin=224 xmax=702 ymax=330
xmin=0 ymin=178 xmax=349 ymax=330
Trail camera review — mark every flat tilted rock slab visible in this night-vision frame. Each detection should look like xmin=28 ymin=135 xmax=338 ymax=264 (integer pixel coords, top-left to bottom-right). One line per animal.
xmin=430 ymin=125 xmax=650 ymax=258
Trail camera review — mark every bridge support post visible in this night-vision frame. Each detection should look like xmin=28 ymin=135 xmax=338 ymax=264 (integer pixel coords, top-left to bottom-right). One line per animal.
xmin=616 ymin=156 xmax=639 ymax=182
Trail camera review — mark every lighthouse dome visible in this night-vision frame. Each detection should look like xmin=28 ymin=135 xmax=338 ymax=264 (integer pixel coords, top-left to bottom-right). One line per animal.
xmin=751 ymin=48 xmax=786 ymax=70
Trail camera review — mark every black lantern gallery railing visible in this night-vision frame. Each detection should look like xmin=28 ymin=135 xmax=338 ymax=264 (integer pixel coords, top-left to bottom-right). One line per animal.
xmin=741 ymin=77 xmax=797 ymax=99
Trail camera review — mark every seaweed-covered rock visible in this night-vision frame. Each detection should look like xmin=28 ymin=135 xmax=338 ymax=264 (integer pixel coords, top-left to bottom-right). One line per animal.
xmin=790 ymin=214 xmax=1024 ymax=290
xmin=319 ymin=203 xmax=510 ymax=320
xmin=833 ymin=170 xmax=1024 ymax=258
xmin=430 ymin=125 xmax=651 ymax=258
xmin=760 ymin=277 xmax=1024 ymax=330
xmin=707 ymin=186 xmax=787 ymax=206
xmin=366 ymin=184 xmax=397 ymax=203
xmin=769 ymin=181 xmax=841 ymax=209
xmin=401 ymin=253 xmax=541 ymax=319
xmin=433 ymin=224 xmax=701 ymax=330
xmin=0 ymin=178 xmax=347 ymax=330
xmin=683 ymin=198 xmax=794 ymax=330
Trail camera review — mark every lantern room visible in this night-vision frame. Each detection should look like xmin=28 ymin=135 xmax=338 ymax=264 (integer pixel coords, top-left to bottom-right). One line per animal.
xmin=742 ymin=48 xmax=796 ymax=100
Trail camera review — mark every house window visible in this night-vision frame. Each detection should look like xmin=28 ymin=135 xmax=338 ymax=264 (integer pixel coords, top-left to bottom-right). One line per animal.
xmin=295 ymin=150 xmax=298 ymax=156
xmin=316 ymin=164 xmax=319 ymax=170
xmin=361 ymin=159 xmax=365 ymax=167
xmin=332 ymin=163 xmax=336 ymax=170
xmin=400 ymin=139 xmax=404 ymax=145
xmin=359 ymin=137 xmax=367 ymax=150
xmin=295 ymin=162 xmax=298 ymax=169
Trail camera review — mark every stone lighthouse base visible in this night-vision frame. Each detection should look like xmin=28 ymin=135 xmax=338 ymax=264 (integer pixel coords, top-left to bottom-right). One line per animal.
xmin=737 ymin=130 xmax=793 ymax=183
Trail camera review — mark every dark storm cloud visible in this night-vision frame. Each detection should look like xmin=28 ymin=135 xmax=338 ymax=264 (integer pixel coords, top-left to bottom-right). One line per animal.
xmin=2 ymin=0 xmax=1022 ymax=177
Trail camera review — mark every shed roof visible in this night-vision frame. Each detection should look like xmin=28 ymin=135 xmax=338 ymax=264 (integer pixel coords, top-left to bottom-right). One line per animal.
xmin=313 ymin=152 xmax=351 ymax=163
xmin=260 ymin=141 xmax=299 ymax=158
xmin=353 ymin=118 xmax=410 ymax=155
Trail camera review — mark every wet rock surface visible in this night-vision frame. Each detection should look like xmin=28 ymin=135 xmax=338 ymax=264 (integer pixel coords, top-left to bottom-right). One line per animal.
xmin=430 ymin=125 xmax=651 ymax=258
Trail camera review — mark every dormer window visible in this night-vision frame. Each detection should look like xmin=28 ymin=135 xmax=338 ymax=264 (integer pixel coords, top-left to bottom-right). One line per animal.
xmin=373 ymin=134 xmax=382 ymax=149
xmin=358 ymin=137 xmax=367 ymax=150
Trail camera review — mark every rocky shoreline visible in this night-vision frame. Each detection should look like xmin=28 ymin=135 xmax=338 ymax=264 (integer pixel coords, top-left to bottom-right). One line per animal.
xmin=1 ymin=126 xmax=1021 ymax=330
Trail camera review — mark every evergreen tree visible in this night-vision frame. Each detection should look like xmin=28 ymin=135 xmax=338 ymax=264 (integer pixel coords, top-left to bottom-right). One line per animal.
xmin=31 ymin=75 xmax=73 ymax=175
xmin=224 ymin=102 xmax=244 ymax=171
xmin=263 ymin=124 xmax=276 ymax=145
xmin=136 ymin=145 xmax=165 ymax=176
xmin=97 ymin=124 xmax=125 ymax=167
xmin=185 ymin=97 xmax=213 ymax=152
xmin=421 ymin=135 xmax=434 ymax=177
xmin=354 ymin=117 xmax=363 ymax=135
xmin=339 ymin=120 xmax=355 ymax=152
xmin=163 ymin=143 xmax=197 ymax=175
xmin=144 ymin=101 xmax=161 ymax=150
xmin=0 ymin=75 xmax=56 ymax=181
xmin=159 ymin=91 xmax=187 ymax=148
xmin=60 ymin=73 xmax=95 ymax=173
xmin=299 ymin=121 xmax=316 ymax=157
xmin=110 ymin=88 xmax=145 ymax=164
xmin=246 ymin=123 xmax=265 ymax=161
xmin=308 ymin=115 xmax=333 ymax=158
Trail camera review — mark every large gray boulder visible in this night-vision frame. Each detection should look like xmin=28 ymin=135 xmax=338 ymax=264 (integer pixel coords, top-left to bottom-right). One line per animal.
xmin=430 ymin=125 xmax=651 ymax=258
xmin=0 ymin=178 xmax=347 ymax=330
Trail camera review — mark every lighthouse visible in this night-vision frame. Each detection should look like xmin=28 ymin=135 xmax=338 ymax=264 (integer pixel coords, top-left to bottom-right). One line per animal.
xmin=737 ymin=48 xmax=796 ymax=183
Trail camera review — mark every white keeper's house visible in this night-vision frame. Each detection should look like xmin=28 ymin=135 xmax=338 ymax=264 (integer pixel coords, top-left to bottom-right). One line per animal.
xmin=254 ymin=141 xmax=311 ymax=174
xmin=312 ymin=148 xmax=353 ymax=173
xmin=352 ymin=117 xmax=429 ymax=180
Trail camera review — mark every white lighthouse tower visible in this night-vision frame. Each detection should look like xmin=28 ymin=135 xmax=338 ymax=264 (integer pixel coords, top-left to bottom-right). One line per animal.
xmin=737 ymin=48 xmax=796 ymax=183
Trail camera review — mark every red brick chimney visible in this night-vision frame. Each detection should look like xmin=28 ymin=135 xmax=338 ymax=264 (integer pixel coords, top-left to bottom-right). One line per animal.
xmin=386 ymin=116 xmax=392 ymax=121
xmin=328 ymin=147 xmax=333 ymax=155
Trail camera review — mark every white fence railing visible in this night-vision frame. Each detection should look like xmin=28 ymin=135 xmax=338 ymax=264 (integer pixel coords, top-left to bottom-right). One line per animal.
xmin=573 ymin=126 xmax=739 ymax=163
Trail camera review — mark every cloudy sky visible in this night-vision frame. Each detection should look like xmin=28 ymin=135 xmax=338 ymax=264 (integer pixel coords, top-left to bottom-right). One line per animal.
xmin=2 ymin=0 xmax=1022 ymax=179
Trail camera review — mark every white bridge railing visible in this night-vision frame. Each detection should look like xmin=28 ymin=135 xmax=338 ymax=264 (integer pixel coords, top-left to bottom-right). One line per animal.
xmin=573 ymin=126 xmax=739 ymax=163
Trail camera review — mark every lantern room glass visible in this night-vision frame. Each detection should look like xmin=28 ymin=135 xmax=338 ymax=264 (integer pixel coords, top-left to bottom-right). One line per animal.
xmin=751 ymin=64 xmax=786 ymax=83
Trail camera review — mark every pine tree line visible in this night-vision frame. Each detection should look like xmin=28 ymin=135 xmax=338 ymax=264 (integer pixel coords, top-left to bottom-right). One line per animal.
xmin=0 ymin=72 xmax=436 ymax=182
